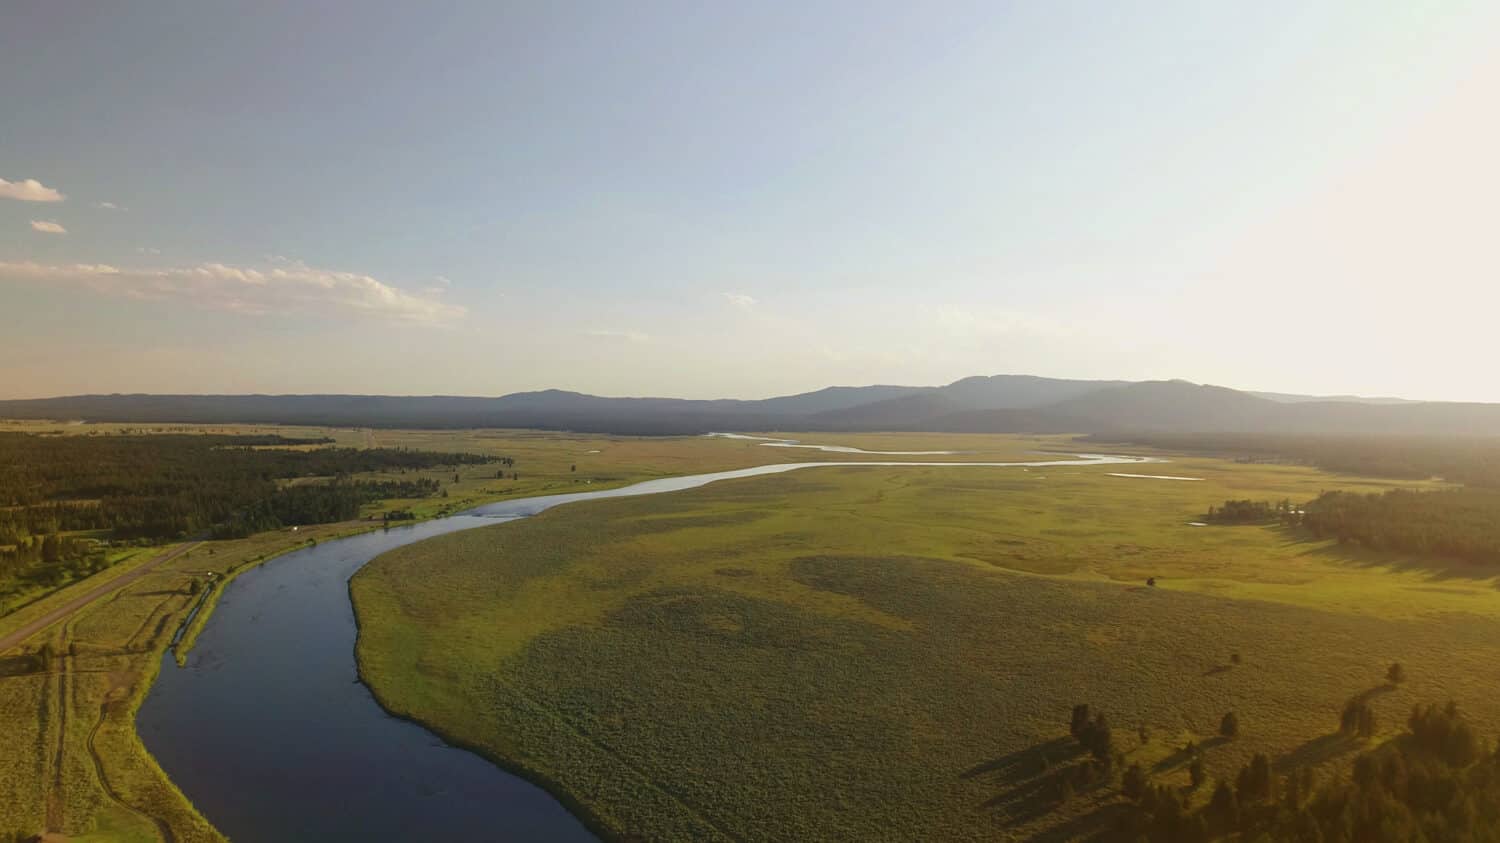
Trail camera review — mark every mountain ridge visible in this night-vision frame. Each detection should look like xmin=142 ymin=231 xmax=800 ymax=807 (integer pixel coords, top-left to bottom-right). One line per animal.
xmin=3 ymin=376 xmax=1499 ymax=437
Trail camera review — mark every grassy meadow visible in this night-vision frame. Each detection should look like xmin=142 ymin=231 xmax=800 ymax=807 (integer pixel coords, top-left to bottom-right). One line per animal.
xmin=2 ymin=423 xmax=860 ymax=841
xmin=352 ymin=449 xmax=1500 ymax=841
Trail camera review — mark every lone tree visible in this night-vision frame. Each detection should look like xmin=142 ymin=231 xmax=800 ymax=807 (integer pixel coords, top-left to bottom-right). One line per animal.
xmin=1235 ymin=753 xmax=1273 ymax=803
xmin=1207 ymin=781 xmax=1239 ymax=831
xmin=1070 ymin=704 xmax=1092 ymax=739
xmin=1083 ymin=714 xmax=1114 ymax=761
xmin=1387 ymin=662 xmax=1407 ymax=685
xmin=1230 ymin=652 xmax=1242 ymax=666
xmin=1220 ymin=711 xmax=1240 ymax=739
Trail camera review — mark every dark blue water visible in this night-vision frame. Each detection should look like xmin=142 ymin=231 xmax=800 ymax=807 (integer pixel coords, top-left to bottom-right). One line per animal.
xmin=136 ymin=454 xmax=1149 ymax=841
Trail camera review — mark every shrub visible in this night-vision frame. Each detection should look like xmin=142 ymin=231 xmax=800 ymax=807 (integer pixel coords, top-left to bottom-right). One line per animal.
xmin=1220 ymin=711 xmax=1239 ymax=739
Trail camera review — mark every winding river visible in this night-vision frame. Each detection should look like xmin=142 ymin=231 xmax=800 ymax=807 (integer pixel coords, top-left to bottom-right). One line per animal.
xmin=136 ymin=452 xmax=1153 ymax=841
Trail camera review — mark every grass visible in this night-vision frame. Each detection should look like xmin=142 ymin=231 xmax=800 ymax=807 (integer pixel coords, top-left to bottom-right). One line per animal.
xmin=353 ymin=452 xmax=1500 ymax=841
xmin=2 ymin=423 xmax=903 ymax=841
xmin=3 ymin=425 xmax=1488 ymax=840
xmin=0 ymin=546 xmax=148 ymax=619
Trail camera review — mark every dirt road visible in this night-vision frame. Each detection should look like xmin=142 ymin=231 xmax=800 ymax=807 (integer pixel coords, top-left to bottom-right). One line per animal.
xmin=0 ymin=542 xmax=202 ymax=654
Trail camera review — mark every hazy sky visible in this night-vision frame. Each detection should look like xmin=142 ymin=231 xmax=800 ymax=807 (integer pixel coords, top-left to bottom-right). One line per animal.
xmin=3 ymin=2 xmax=1497 ymax=401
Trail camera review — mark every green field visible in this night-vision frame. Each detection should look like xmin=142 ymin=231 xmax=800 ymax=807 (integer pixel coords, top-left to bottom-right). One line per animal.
xmin=352 ymin=451 xmax=1500 ymax=841
xmin=7 ymin=426 xmax=1499 ymax=840
xmin=2 ymin=424 xmax=868 ymax=842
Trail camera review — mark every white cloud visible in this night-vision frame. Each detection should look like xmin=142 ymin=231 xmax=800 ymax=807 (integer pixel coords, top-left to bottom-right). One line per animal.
xmin=419 ymin=275 xmax=453 ymax=297
xmin=0 ymin=177 xmax=65 ymax=202
xmin=136 ymin=246 xmax=162 ymax=255
xmin=0 ymin=259 xmax=465 ymax=325
xmin=584 ymin=329 xmax=651 ymax=343
xmin=30 ymin=220 xmax=67 ymax=234
xmin=723 ymin=292 xmax=757 ymax=310
xmin=91 ymin=201 xmax=124 ymax=211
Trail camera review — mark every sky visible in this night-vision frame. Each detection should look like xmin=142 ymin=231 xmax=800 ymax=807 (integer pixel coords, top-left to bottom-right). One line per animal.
xmin=2 ymin=1 xmax=1498 ymax=402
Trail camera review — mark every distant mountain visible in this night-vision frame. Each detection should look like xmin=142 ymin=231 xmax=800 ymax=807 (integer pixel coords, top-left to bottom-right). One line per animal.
xmin=807 ymin=393 xmax=964 ymax=429
xmin=4 ymin=376 xmax=1498 ymax=437
xmin=938 ymin=374 xmax=1130 ymax=409
xmin=1250 ymin=390 xmax=1421 ymax=405
xmin=752 ymin=385 xmax=932 ymax=415
xmin=1044 ymin=381 xmax=1281 ymax=433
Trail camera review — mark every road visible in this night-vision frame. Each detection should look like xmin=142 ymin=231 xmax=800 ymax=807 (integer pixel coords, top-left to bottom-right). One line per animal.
xmin=0 ymin=541 xmax=202 ymax=654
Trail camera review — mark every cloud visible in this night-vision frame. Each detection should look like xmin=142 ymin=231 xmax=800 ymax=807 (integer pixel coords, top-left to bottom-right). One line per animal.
xmin=0 ymin=259 xmax=465 ymax=325
xmin=0 ymin=177 xmax=65 ymax=202
xmin=91 ymin=201 xmax=124 ymax=211
xmin=723 ymin=292 xmax=757 ymax=310
xmin=418 ymin=275 xmax=453 ymax=297
xmin=136 ymin=246 xmax=162 ymax=255
xmin=584 ymin=329 xmax=650 ymax=343
xmin=30 ymin=220 xmax=67 ymax=234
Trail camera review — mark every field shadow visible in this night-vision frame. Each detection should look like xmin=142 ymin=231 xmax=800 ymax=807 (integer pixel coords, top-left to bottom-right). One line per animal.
xmin=1274 ymin=732 xmax=1360 ymax=772
xmin=962 ymin=736 xmax=1079 ymax=780
xmin=0 ymin=653 xmax=42 ymax=676
xmin=1152 ymin=735 xmax=1228 ymax=774
xmin=1351 ymin=683 xmax=1396 ymax=705
xmin=966 ymin=737 xmax=1090 ymax=826
xmin=1275 ymin=525 xmax=1500 ymax=584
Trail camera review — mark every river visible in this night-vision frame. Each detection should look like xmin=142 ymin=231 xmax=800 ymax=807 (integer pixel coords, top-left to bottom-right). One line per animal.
xmin=136 ymin=452 xmax=1152 ymax=841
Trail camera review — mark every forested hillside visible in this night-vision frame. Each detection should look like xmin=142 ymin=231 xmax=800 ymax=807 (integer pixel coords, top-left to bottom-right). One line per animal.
xmin=0 ymin=432 xmax=495 ymax=594
xmin=1301 ymin=488 xmax=1500 ymax=565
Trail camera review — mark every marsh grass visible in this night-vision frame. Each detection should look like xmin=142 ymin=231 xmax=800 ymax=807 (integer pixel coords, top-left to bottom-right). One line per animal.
xmin=7 ymin=425 xmax=965 ymax=840
xmin=355 ymin=458 xmax=1500 ymax=841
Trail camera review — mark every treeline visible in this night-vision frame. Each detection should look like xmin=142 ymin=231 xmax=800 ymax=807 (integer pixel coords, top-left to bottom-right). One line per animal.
xmin=1198 ymin=488 xmax=1500 ymax=566
xmin=1121 ymin=701 xmax=1499 ymax=842
xmin=0 ymin=533 xmax=108 ymax=587
xmin=1203 ymin=499 xmax=1298 ymax=525
xmin=1301 ymin=487 xmax=1500 ymax=565
xmin=1081 ymin=432 xmax=1500 ymax=487
xmin=0 ymin=432 xmax=494 ymax=542
xmin=209 ymin=478 xmax=443 ymax=538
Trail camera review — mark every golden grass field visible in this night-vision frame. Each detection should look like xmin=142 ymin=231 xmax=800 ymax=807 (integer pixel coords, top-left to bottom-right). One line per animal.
xmin=351 ymin=447 xmax=1500 ymax=841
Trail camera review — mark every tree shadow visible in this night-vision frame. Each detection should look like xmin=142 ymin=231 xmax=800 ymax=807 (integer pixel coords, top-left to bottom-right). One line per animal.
xmin=1273 ymin=524 xmax=1500 ymax=585
xmin=1152 ymin=735 xmax=1228 ymax=774
xmin=0 ymin=653 xmax=42 ymax=677
xmin=965 ymin=737 xmax=1091 ymax=826
xmin=1351 ymin=683 xmax=1396 ymax=705
xmin=961 ymin=736 xmax=1079 ymax=780
xmin=1274 ymin=731 xmax=1360 ymax=772
xmin=1202 ymin=664 xmax=1233 ymax=677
